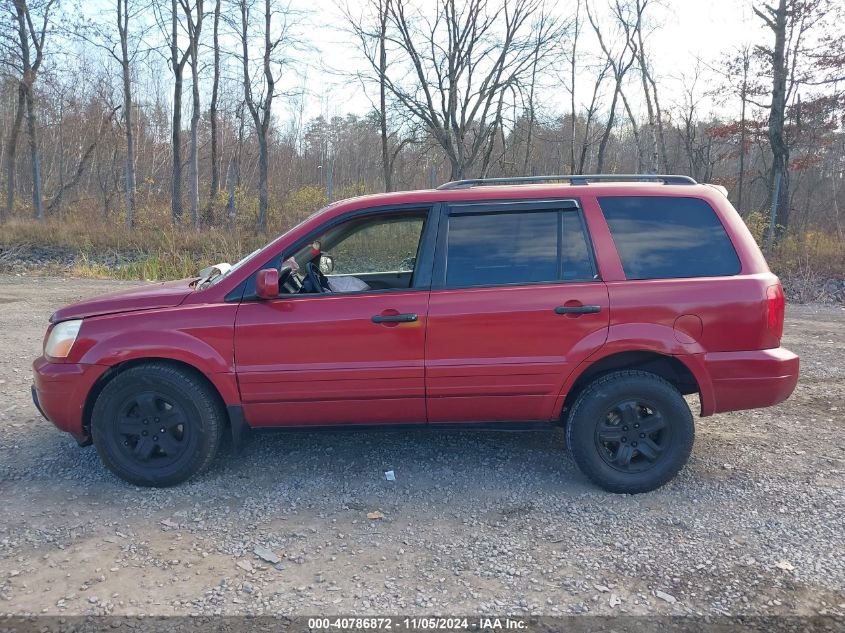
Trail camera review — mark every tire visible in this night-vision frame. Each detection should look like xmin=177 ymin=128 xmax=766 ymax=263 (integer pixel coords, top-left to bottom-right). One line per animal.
xmin=91 ymin=363 xmax=224 ymax=487
xmin=566 ymin=370 xmax=694 ymax=494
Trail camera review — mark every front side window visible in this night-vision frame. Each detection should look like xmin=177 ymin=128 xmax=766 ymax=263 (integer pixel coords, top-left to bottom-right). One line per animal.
xmin=282 ymin=211 xmax=427 ymax=295
xmin=328 ymin=215 xmax=425 ymax=275
xmin=598 ymin=196 xmax=741 ymax=280
xmin=445 ymin=210 xmax=595 ymax=288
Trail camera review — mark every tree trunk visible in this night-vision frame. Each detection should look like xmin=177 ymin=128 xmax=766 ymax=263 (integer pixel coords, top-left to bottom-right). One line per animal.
xmin=737 ymin=60 xmax=748 ymax=213
xmin=225 ymin=156 xmax=237 ymax=228
xmin=569 ymin=0 xmax=580 ymax=174
xmin=122 ymin=67 xmax=136 ymax=230
xmin=596 ymin=84 xmax=620 ymax=173
xmin=3 ymin=86 xmax=25 ymax=221
xmin=118 ymin=0 xmax=136 ymax=230
xmin=188 ymin=7 xmax=202 ymax=229
xmin=378 ymin=0 xmax=391 ymax=191
xmin=171 ymin=0 xmax=185 ymax=224
xmin=24 ymin=89 xmax=44 ymax=220
xmin=760 ymin=0 xmax=791 ymax=236
xmin=620 ymin=89 xmax=642 ymax=172
xmin=257 ymin=135 xmax=268 ymax=231
xmin=205 ymin=0 xmax=221 ymax=223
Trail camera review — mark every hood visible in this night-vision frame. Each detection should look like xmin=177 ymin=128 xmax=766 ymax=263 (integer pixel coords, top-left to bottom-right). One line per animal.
xmin=50 ymin=279 xmax=197 ymax=322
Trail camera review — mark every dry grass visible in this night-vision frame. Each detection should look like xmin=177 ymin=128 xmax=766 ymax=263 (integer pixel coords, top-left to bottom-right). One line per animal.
xmin=1 ymin=199 xmax=843 ymax=285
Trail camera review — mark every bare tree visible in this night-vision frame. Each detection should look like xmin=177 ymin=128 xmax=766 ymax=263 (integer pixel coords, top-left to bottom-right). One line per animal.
xmin=754 ymin=0 xmax=831 ymax=244
xmin=587 ymin=0 xmax=638 ymax=172
xmin=204 ymin=0 xmax=221 ymax=221
xmin=629 ymin=0 xmax=666 ymax=172
xmin=2 ymin=77 xmax=25 ymax=222
xmin=567 ymin=0 xmax=582 ymax=174
xmin=577 ymin=59 xmax=611 ymax=173
xmin=71 ymin=0 xmax=147 ymax=229
xmin=756 ymin=0 xmax=790 ymax=247
xmin=158 ymin=0 xmax=191 ymax=223
xmin=116 ymin=0 xmax=137 ymax=229
xmin=181 ymin=0 xmax=203 ymax=227
xmin=376 ymin=0 xmax=391 ymax=190
xmin=734 ymin=46 xmax=752 ymax=213
xmin=349 ymin=0 xmax=563 ymax=180
xmin=6 ymin=0 xmax=54 ymax=221
xmin=238 ymin=0 xmax=296 ymax=231
xmin=46 ymin=105 xmax=119 ymax=216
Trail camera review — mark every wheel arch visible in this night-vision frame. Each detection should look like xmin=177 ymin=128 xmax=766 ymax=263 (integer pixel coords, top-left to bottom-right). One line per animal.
xmin=82 ymin=357 xmax=233 ymax=438
xmin=557 ymin=350 xmax=705 ymax=426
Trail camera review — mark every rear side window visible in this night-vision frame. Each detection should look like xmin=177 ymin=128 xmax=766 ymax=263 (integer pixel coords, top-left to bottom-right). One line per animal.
xmin=598 ymin=196 xmax=741 ymax=279
xmin=445 ymin=210 xmax=595 ymax=288
xmin=561 ymin=211 xmax=595 ymax=281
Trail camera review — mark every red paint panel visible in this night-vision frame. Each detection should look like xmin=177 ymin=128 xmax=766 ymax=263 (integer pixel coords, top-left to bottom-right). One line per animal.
xmin=605 ymin=274 xmax=782 ymax=353
xmin=243 ymin=398 xmax=426 ymax=427
xmin=705 ymin=348 xmax=799 ymax=413
xmin=32 ymin=358 xmax=108 ymax=434
xmin=234 ymin=292 xmax=428 ymax=426
xmin=425 ymin=283 xmax=609 ymax=422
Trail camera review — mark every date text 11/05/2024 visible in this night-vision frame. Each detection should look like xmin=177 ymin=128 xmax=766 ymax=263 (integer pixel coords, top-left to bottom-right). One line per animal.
xmin=308 ymin=617 xmax=527 ymax=630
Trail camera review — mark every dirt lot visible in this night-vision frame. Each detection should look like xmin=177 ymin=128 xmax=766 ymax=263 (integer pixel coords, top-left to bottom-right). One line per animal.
xmin=0 ymin=274 xmax=843 ymax=618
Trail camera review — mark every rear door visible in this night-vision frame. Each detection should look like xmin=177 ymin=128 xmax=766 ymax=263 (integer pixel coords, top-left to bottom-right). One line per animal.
xmin=424 ymin=199 xmax=610 ymax=423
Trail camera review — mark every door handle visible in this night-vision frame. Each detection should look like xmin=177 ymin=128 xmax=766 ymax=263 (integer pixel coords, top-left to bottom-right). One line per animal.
xmin=554 ymin=305 xmax=602 ymax=315
xmin=372 ymin=313 xmax=418 ymax=323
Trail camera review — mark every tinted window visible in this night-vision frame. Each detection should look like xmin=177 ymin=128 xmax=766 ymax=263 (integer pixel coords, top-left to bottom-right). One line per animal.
xmin=599 ymin=196 xmax=740 ymax=279
xmin=561 ymin=211 xmax=596 ymax=281
xmin=445 ymin=210 xmax=596 ymax=287
xmin=447 ymin=212 xmax=557 ymax=287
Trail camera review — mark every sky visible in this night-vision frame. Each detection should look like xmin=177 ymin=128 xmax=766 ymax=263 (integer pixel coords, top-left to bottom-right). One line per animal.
xmin=57 ymin=0 xmax=767 ymax=127
xmin=295 ymin=0 xmax=762 ymax=124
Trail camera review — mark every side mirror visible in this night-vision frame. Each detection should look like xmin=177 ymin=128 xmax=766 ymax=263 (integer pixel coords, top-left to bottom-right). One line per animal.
xmin=255 ymin=268 xmax=279 ymax=299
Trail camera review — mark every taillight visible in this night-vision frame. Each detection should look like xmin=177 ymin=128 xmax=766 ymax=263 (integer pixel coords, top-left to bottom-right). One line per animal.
xmin=766 ymin=284 xmax=785 ymax=342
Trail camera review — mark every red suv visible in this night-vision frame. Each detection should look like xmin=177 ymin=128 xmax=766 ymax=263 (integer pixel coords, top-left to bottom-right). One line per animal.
xmin=32 ymin=175 xmax=799 ymax=493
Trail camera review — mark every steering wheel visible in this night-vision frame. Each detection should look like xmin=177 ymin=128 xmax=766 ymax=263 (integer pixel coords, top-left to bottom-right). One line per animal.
xmin=305 ymin=261 xmax=331 ymax=294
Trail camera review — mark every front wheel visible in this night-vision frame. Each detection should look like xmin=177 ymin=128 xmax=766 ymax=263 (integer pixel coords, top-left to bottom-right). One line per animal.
xmin=566 ymin=370 xmax=694 ymax=494
xmin=91 ymin=363 xmax=224 ymax=487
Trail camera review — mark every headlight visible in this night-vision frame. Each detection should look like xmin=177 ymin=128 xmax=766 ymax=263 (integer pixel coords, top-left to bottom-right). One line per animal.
xmin=44 ymin=320 xmax=82 ymax=359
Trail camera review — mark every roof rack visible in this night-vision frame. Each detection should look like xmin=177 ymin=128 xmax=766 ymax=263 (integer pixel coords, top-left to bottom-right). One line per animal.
xmin=436 ymin=174 xmax=698 ymax=190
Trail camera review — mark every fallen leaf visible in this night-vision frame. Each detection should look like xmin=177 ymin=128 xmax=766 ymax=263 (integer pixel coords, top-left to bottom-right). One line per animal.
xmin=367 ymin=511 xmax=385 ymax=520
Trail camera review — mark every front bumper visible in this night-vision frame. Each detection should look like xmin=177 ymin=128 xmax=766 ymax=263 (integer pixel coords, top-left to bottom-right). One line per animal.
xmin=704 ymin=347 xmax=799 ymax=414
xmin=32 ymin=357 xmax=108 ymax=441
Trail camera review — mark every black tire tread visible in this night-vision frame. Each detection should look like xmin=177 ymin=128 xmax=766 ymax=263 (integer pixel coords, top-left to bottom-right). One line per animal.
xmin=91 ymin=362 xmax=224 ymax=487
xmin=565 ymin=370 xmax=694 ymax=494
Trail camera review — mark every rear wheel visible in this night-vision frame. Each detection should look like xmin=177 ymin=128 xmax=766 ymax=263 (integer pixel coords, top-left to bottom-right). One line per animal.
xmin=91 ymin=363 xmax=224 ymax=487
xmin=566 ymin=370 xmax=694 ymax=494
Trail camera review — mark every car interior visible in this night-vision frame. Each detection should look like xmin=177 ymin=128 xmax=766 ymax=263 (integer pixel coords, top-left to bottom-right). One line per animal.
xmin=279 ymin=212 xmax=427 ymax=295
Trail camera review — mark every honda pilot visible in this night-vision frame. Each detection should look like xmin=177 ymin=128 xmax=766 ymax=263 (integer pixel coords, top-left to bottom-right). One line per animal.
xmin=32 ymin=175 xmax=799 ymax=493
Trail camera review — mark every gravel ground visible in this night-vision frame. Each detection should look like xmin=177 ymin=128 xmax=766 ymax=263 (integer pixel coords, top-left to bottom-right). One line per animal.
xmin=0 ymin=274 xmax=843 ymax=619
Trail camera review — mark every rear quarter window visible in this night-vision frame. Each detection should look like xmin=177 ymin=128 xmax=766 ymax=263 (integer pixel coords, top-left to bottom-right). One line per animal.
xmin=598 ymin=196 xmax=741 ymax=280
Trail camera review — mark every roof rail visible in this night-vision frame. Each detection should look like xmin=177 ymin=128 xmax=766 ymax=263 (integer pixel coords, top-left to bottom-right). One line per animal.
xmin=436 ymin=174 xmax=698 ymax=190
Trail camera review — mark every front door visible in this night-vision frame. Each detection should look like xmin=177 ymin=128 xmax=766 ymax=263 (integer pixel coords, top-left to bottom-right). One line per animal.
xmin=425 ymin=200 xmax=610 ymax=423
xmin=234 ymin=209 xmax=433 ymax=427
